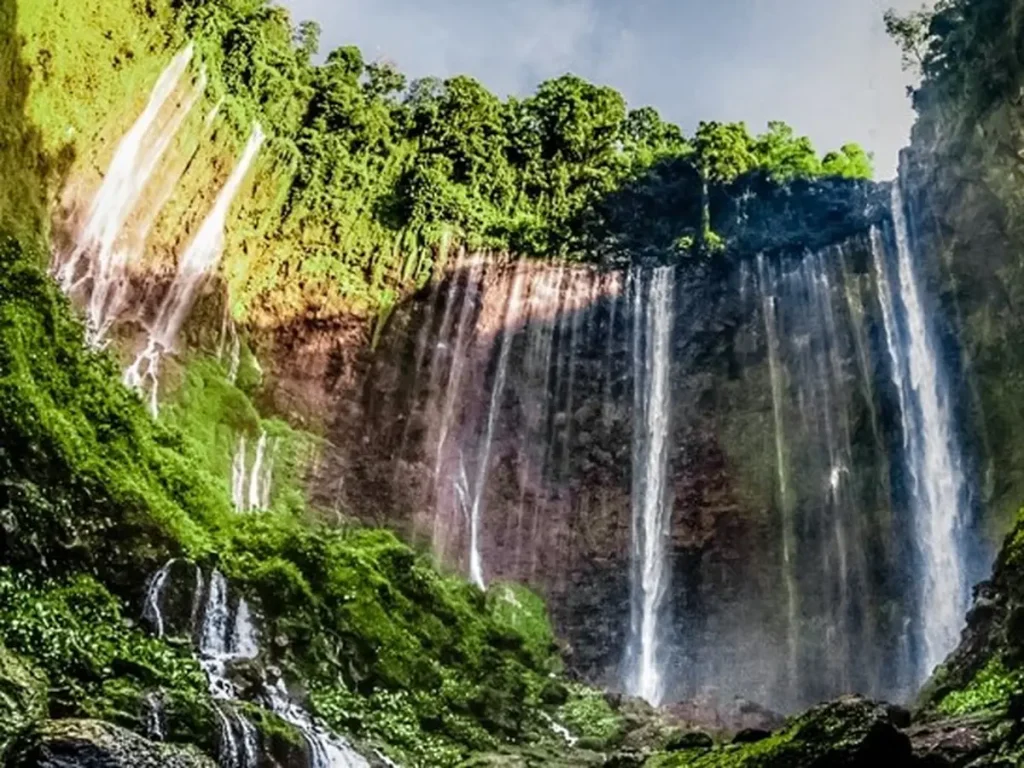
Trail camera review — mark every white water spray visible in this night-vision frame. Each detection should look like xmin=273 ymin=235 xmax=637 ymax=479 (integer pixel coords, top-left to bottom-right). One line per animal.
xmin=232 ymin=434 xmax=248 ymax=511
xmin=626 ymin=266 xmax=675 ymax=706
xmin=124 ymin=125 xmax=265 ymax=409
xmin=142 ymin=559 xmax=175 ymax=638
xmin=873 ymin=186 xmax=967 ymax=679
xmin=55 ymin=45 xmax=202 ymax=339
xmin=268 ymin=680 xmax=370 ymax=768
xmin=144 ymin=691 xmax=166 ymax=742
xmin=248 ymin=432 xmax=269 ymax=512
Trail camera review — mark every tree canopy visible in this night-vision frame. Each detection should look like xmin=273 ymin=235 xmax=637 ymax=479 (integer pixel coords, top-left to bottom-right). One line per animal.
xmin=171 ymin=0 xmax=876 ymax=320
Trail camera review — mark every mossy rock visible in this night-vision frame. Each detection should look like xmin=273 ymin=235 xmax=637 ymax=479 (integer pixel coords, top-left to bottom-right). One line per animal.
xmin=6 ymin=719 xmax=217 ymax=767
xmin=0 ymin=643 xmax=47 ymax=752
xmin=644 ymin=696 xmax=912 ymax=767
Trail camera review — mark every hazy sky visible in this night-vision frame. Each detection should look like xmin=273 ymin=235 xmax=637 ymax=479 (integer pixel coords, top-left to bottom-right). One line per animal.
xmin=279 ymin=0 xmax=927 ymax=178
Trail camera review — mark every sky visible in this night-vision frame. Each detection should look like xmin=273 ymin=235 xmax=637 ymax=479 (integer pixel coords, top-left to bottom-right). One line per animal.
xmin=279 ymin=0 xmax=927 ymax=179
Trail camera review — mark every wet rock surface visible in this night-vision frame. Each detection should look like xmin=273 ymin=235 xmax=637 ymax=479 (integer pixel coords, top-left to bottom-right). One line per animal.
xmin=6 ymin=720 xmax=218 ymax=768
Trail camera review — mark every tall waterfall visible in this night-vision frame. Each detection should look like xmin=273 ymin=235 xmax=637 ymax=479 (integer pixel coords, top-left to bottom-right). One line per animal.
xmin=625 ymin=266 xmax=675 ymax=706
xmin=750 ymin=247 xmax=889 ymax=704
xmin=756 ymin=254 xmax=799 ymax=694
xmin=872 ymin=184 xmax=968 ymax=681
xmin=124 ymin=125 xmax=265 ymax=410
xmin=467 ymin=263 xmax=527 ymax=588
xmin=54 ymin=44 xmax=205 ymax=342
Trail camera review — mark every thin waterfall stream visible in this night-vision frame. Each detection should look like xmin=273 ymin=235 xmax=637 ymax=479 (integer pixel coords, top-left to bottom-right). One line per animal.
xmin=626 ymin=265 xmax=675 ymax=706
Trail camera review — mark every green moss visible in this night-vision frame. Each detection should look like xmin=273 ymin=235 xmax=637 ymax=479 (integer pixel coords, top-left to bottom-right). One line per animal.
xmin=0 ymin=238 xmax=225 ymax=575
xmin=486 ymin=584 xmax=560 ymax=672
xmin=0 ymin=567 xmax=215 ymax=748
xmin=556 ymin=685 xmax=622 ymax=748
xmin=937 ymin=657 xmax=1023 ymax=717
xmin=645 ymin=697 xmax=909 ymax=768
xmin=158 ymin=355 xmax=320 ymax=515
xmin=0 ymin=642 xmax=47 ymax=753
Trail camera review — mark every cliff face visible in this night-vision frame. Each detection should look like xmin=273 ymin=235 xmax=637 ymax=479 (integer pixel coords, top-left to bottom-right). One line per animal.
xmin=251 ymin=195 xmax=963 ymax=716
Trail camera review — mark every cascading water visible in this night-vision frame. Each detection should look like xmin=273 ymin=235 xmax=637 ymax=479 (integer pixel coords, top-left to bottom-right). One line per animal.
xmin=54 ymin=45 xmax=204 ymax=341
xmin=142 ymin=559 xmax=176 ymax=638
xmin=267 ymin=680 xmax=370 ymax=768
xmin=144 ymin=691 xmax=166 ymax=742
xmin=750 ymin=247 xmax=891 ymax=704
xmin=332 ymin=228 xmax=975 ymax=712
xmin=872 ymin=183 xmax=968 ymax=682
xmin=467 ymin=263 xmax=527 ymax=588
xmin=230 ymin=431 xmax=274 ymax=512
xmin=248 ymin=431 xmax=269 ymax=512
xmin=756 ymin=254 xmax=799 ymax=693
xmin=231 ymin=435 xmax=248 ymax=511
xmin=143 ymin=561 xmax=369 ymax=767
xmin=124 ymin=125 xmax=265 ymax=411
xmin=625 ymin=265 xmax=675 ymax=706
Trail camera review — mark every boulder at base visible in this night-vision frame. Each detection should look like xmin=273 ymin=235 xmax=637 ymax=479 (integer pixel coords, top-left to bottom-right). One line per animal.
xmin=6 ymin=720 xmax=217 ymax=768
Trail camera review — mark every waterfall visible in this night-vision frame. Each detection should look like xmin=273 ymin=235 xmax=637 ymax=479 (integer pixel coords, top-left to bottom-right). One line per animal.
xmin=230 ymin=431 xmax=274 ymax=512
xmin=54 ymin=45 xmax=203 ymax=341
xmin=124 ymin=125 xmax=265 ymax=410
xmin=872 ymin=184 xmax=967 ymax=681
xmin=143 ymin=563 xmax=369 ymax=767
xmin=248 ymin=431 xmax=269 ymax=512
xmin=142 ymin=559 xmax=175 ymax=638
xmin=144 ymin=692 xmax=166 ymax=742
xmin=756 ymin=254 xmax=800 ymax=694
xmin=625 ymin=265 xmax=675 ymax=706
xmin=231 ymin=435 xmax=247 ymax=511
xmin=467 ymin=263 xmax=527 ymax=588
xmin=268 ymin=680 xmax=370 ymax=768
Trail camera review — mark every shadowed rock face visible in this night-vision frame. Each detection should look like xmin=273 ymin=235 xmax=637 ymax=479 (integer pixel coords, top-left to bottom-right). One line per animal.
xmin=254 ymin=210 xmax=978 ymax=716
xmin=7 ymin=720 xmax=218 ymax=768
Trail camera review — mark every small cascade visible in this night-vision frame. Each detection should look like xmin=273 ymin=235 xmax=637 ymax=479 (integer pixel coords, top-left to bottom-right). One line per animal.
xmin=144 ymin=691 xmax=166 ymax=742
xmin=268 ymin=680 xmax=370 ymax=768
xmin=142 ymin=559 xmax=175 ymax=638
xmin=231 ymin=435 xmax=248 ymax=511
xmin=143 ymin=562 xmax=371 ymax=767
xmin=217 ymin=312 xmax=242 ymax=384
xmin=248 ymin=432 xmax=269 ymax=513
xmin=213 ymin=704 xmax=258 ymax=768
xmin=230 ymin=431 xmax=274 ymax=513
xmin=124 ymin=125 xmax=265 ymax=411
xmin=872 ymin=182 xmax=968 ymax=682
xmin=625 ymin=265 xmax=675 ymax=706
xmin=54 ymin=45 xmax=204 ymax=342
xmin=541 ymin=713 xmax=578 ymax=747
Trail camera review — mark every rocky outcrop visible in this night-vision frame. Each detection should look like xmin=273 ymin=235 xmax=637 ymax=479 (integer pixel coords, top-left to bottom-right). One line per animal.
xmin=6 ymin=720 xmax=217 ymax=768
xmin=643 ymin=696 xmax=914 ymax=767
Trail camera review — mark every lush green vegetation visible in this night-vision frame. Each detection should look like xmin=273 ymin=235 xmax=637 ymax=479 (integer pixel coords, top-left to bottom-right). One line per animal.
xmin=0 ymin=568 xmax=216 ymax=747
xmin=937 ymin=657 xmax=1024 ymax=716
xmin=0 ymin=229 xmax=588 ymax=766
xmin=10 ymin=0 xmax=875 ymax=327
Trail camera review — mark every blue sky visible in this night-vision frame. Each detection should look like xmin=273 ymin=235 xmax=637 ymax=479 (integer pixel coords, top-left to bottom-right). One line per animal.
xmin=279 ymin=0 xmax=928 ymax=178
